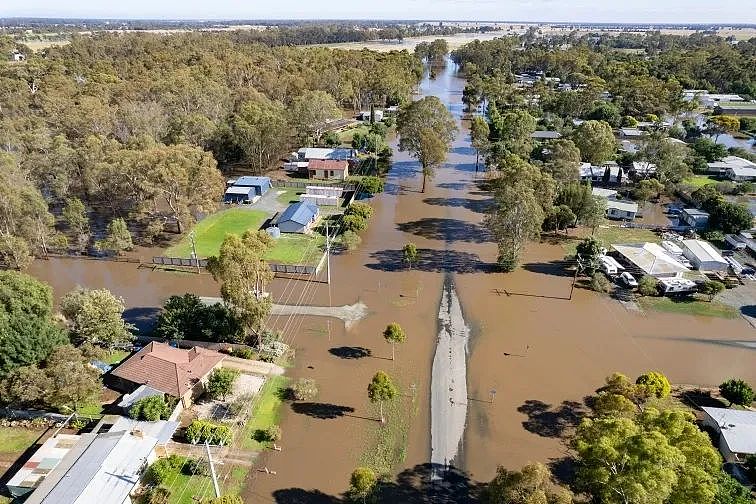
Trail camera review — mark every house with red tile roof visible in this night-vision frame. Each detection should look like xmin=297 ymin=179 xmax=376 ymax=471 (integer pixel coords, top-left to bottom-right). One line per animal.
xmin=109 ymin=342 xmax=225 ymax=407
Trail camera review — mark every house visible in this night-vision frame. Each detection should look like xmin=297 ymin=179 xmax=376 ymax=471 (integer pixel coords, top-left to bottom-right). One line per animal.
xmin=619 ymin=140 xmax=640 ymax=154
xmin=701 ymin=407 xmax=756 ymax=463
xmin=108 ymin=342 xmax=225 ymax=408
xmin=679 ymin=208 xmax=710 ymax=230
xmin=6 ymin=434 xmax=81 ymax=498
xmin=606 ymin=199 xmax=638 ymax=220
xmin=600 ymin=164 xmax=624 ymax=185
xmin=232 ymin=176 xmax=271 ymax=196
xmin=530 ymin=130 xmax=562 ymax=140
xmin=358 ymin=109 xmax=384 ymax=122
xmin=297 ymin=147 xmax=356 ymax=162
xmin=619 ymin=128 xmax=644 ymax=139
xmin=707 ymin=155 xmax=756 ymax=175
xmin=681 ymin=239 xmax=729 ymax=272
xmin=611 ymin=242 xmax=690 ymax=278
xmin=632 ymin=161 xmax=657 ymax=177
xmin=23 ymin=430 xmax=161 ymax=504
xmin=715 ymin=101 xmax=756 ymax=117
xmin=308 ymin=159 xmax=349 ymax=181
xmin=273 ymin=201 xmax=320 ymax=234
xmin=725 ymin=165 xmax=756 ymax=182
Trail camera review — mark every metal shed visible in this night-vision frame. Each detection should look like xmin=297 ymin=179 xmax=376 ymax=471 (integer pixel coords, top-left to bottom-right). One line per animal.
xmin=232 ymin=176 xmax=272 ymax=196
xmin=224 ymin=185 xmax=256 ymax=203
xmin=274 ymin=202 xmax=320 ymax=234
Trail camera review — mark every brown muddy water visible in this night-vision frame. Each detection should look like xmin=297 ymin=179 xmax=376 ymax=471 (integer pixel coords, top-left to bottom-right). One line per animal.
xmin=28 ymin=61 xmax=756 ymax=502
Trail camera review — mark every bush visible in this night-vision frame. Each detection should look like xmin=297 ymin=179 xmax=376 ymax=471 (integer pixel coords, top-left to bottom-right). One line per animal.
xmin=342 ymin=214 xmax=367 ymax=233
xmin=206 ymin=368 xmax=239 ymax=400
xmin=185 ymin=420 xmax=233 ymax=445
xmin=719 ymin=379 xmax=755 ymax=406
xmin=254 ymin=425 xmax=282 ymax=443
xmin=637 ymin=276 xmax=658 ymax=296
xmin=345 ymin=201 xmax=374 ymax=220
xmin=341 ymin=230 xmax=362 ymax=251
xmin=129 ymin=394 xmax=172 ymax=421
xmin=203 ymin=496 xmax=244 ymax=504
xmin=635 ymin=371 xmax=671 ymax=399
xmin=144 ymin=455 xmax=183 ymax=485
xmin=353 ymin=175 xmax=384 ymax=195
xmin=591 ymin=272 xmax=612 ymax=293
xmin=291 ymin=378 xmax=318 ymax=401
xmin=183 ymin=457 xmax=211 ymax=476
xmin=145 ymin=487 xmax=171 ymax=504
xmin=230 ymin=347 xmax=255 ymax=359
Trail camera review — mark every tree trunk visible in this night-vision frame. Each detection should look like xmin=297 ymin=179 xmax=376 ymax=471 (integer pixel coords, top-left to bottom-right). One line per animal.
xmin=391 ymin=343 xmax=395 ymax=361
xmin=379 ymin=401 xmax=384 ymax=423
xmin=421 ymin=173 xmax=427 ymax=193
xmin=176 ymin=218 xmax=183 ymax=235
xmin=475 ymin=151 xmax=479 ymax=172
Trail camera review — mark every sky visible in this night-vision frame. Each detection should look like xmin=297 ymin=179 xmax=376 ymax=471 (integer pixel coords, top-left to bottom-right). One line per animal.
xmin=2 ymin=0 xmax=756 ymax=24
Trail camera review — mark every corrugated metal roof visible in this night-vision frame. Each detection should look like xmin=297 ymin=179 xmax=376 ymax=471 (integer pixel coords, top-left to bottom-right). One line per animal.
xmin=7 ymin=434 xmax=81 ymax=491
xmin=277 ymin=202 xmax=319 ymax=226
xmin=682 ymin=239 xmax=728 ymax=265
xmin=612 ymin=242 xmax=689 ymax=276
xmin=234 ymin=176 xmax=271 ymax=187
xmin=117 ymin=384 xmax=163 ymax=409
xmin=703 ymin=407 xmax=756 ymax=455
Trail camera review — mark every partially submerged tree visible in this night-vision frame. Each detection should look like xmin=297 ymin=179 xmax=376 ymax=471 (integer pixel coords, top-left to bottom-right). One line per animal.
xmin=96 ymin=218 xmax=133 ymax=255
xmin=349 ymin=466 xmax=378 ymax=503
xmin=470 ymin=115 xmax=490 ymax=171
xmin=484 ymin=462 xmax=573 ymax=504
xmin=367 ymin=371 xmax=398 ymax=423
xmin=397 ymin=96 xmax=457 ymax=192
xmin=383 ymin=323 xmax=406 ymax=361
xmin=403 ymin=242 xmax=418 ymax=269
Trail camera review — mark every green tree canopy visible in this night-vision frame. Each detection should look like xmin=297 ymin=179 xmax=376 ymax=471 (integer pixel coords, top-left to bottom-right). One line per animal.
xmin=60 ymin=287 xmax=135 ymax=349
xmin=572 ymin=120 xmax=617 ymax=165
xmin=484 ymin=462 xmax=573 ymax=504
xmin=383 ymin=322 xmax=406 ymax=361
xmin=367 ymin=370 xmax=398 ymax=423
xmin=719 ymin=379 xmax=754 ymax=407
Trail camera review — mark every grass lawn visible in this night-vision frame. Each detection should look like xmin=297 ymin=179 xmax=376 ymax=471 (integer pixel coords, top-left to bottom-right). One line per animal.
xmin=338 ymin=125 xmax=368 ymax=145
xmin=241 ymin=375 xmax=289 ymax=451
xmin=564 ymin=222 xmax=658 ymax=256
xmin=167 ymin=208 xmax=268 ymax=258
xmin=275 ymin=187 xmax=304 ymax=205
xmin=76 ymin=402 xmax=104 ymax=418
xmin=684 ymin=175 xmax=718 ymax=188
xmin=637 ymin=295 xmax=740 ymax=319
xmin=267 ymin=233 xmax=326 ymax=265
xmin=103 ymin=350 xmax=130 ymax=365
xmin=160 ymin=456 xmax=214 ymax=504
xmin=0 ymin=427 xmax=42 ymax=453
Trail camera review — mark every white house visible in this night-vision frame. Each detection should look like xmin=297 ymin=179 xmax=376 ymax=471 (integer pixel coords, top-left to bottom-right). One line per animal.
xmin=632 ymin=161 xmax=657 ymax=177
xmin=725 ymin=165 xmax=756 ymax=182
xmin=707 ymin=155 xmax=756 ymax=175
xmin=605 ymin=199 xmax=638 ymax=220
xmin=681 ymin=239 xmax=729 ymax=272
xmin=701 ymin=407 xmax=756 ymax=463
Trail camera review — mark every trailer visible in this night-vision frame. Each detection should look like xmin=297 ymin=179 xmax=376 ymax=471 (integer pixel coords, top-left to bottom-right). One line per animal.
xmin=725 ymin=234 xmax=747 ymax=250
xmin=659 ymin=278 xmax=697 ymax=295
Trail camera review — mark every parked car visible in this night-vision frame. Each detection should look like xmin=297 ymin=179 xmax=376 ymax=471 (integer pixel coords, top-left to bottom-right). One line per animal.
xmin=619 ymin=272 xmax=638 ymax=288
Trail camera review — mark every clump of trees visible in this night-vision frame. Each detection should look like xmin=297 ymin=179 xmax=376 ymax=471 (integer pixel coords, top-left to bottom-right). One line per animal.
xmin=60 ymin=287 xmax=135 ymax=349
xmin=290 ymin=378 xmax=319 ymax=401
xmin=484 ymin=462 xmax=572 ymax=504
xmin=342 ymin=201 xmax=375 ymax=234
xmin=129 ymin=394 xmax=174 ymax=421
xmin=185 ymin=419 xmax=232 ymax=445
xmin=154 ymin=294 xmax=244 ymax=344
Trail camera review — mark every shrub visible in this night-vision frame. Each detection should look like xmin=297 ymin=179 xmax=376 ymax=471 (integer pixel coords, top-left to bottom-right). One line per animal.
xmin=342 ymin=214 xmax=367 ymax=233
xmin=354 ymin=175 xmax=384 ymax=195
xmin=341 ymin=230 xmax=362 ymax=251
xmin=637 ymin=275 xmax=658 ymax=296
xmin=590 ymin=272 xmax=611 ymax=293
xmin=145 ymin=487 xmax=171 ymax=504
xmin=719 ymin=379 xmax=755 ymax=406
xmin=129 ymin=394 xmax=172 ymax=421
xmin=230 ymin=347 xmax=255 ymax=359
xmin=291 ymin=378 xmax=318 ymax=401
xmin=635 ymin=371 xmax=671 ymax=399
xmin=203 ymin=496 xmax=244 ymax=504
xmin=206 ymin=368 xmax=239 ymax=400
xmin=183 ymin=457 xmax=211 ymax=476
xmin=185 ymin=420 xmax=232 ymax=445
xmin=254 ymin=425 xmax=282 ymax=443
xmin=144 ymin=455 xmax=183 ymax=485
xmin=698 ymin=280 xmax=725 ymax=302
xmin=345 ymin=201 xmax=374 ymax=220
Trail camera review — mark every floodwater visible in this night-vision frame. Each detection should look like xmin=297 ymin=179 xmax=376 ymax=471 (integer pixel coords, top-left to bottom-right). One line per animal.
xmin=27 ymin=59 xmax=756 ymax=502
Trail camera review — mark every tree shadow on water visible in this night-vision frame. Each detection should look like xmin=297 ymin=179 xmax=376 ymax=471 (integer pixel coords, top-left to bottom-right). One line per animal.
xmin=521 ymin=260 xmax=576 ymax=278
xmin=397 ymin=218 xmax=491 ymax=243
xmin=366 ymin=248 xmax=494 ymax=274
xmin=123 ymin=307 xmax=161 ymax=333
xmin=422 ymin=197 xmax=494 ymax=214
xmin=517 ymin=399 xmax=587 ymax=438
xmin=290 ymin=402 xmax=356 ymax=419
xmin=271 ymin=463 xmax=483 ymax=504
xmin=328 ymin=346 xmax=372 ymax=359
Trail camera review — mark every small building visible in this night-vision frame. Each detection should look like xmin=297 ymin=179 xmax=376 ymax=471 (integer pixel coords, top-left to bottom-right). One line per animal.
xmin=707 ymin=155 xmax=756 ymax=175
xmin=679 ymin=208 xmax=709 ymax=230
xmin=725 ymin=165 xmax=756 ymax=182
xmin=358 ymin=109 xmax=384 ymax=122
xmin=530 ymin=130 xmax=562 ymax=140
xmin=619 ymin=140 xmax=640 ymax=154
xmin=224 ymin=185 xmax=256 ymax=204
xmin=92 ymin=415 xmax=179 ymax=457
xmin=681 ymin=239 xmax=729 ymax=272
xmin=307 ymin=159 xmax=349 ymax=181
xmin=701 ymin=407 xmax=756 ymax=463
xmin=297 ymin=147 xmax=356 ymax=162
xmin=232 ymin=176 xmax=271 ymax=196
xmin=299 ymin=185 xmax=343 ymax=206
xmin=605 ymin=199 xmax=638 ymax=220
xmin=632 ymin=161 xmax=657 ymax=177
xmin=715 ymin=102 xmax=756 ymax=117
xmin=108 ymin=342 xmax=225 ymax=408
xmin=6 ymin=434 xmax=81 ymax=498
xmin=619 ymin=128 xmax=644 ymax=138
xmin=659 ymin=277 xmax=697 ymax=294
xmin=282 ymin=160 xmax=309 ymax=174
xmin=23 ymin=430 xmax=161 ymax=504
xmin=274 ymin=201 xmax=320 ymax=234
xmin=612 ymin=242 xmax=690 ymax=278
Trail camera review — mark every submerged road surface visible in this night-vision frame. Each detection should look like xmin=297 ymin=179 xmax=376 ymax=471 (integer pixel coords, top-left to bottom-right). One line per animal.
xmin=430 ymin=280 xmax=470 ymax=478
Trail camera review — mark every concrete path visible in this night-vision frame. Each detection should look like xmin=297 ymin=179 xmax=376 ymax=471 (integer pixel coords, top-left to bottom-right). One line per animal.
xmin=199 ymin=297 xmax=368 ymax=330
xmin=430 ymin=281 xmax=469 ymax=479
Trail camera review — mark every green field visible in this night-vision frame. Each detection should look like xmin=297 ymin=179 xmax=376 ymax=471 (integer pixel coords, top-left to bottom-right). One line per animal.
xmin=168 ymin=208 xmax=268 ymax=258
xmin=242 ymin=375 xmax=289 ymax=451
xmin=169 ymin=208 xmax=325 ymax=266
xmin=638 ymin=295 xmax=740 ymax=319
xmin=684 ymin=175 xmax=718 ymax=188
xmin=0 ymin=427 xmax=42 ymax=453
xmin=564 ymin=222 xmax=659 ymax=255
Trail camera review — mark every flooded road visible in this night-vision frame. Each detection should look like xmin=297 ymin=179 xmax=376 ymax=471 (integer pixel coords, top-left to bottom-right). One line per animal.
xmin=26 ymin=58 xmax=756 ymax=502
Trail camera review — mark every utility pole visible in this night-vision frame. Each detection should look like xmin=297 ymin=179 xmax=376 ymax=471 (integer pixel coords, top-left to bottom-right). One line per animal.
xmin=189 ymin=231 xmax=200 ymax=274
xmin=205 ymin=440 xmax=221 ymax=498
xmin=325 ymin=219 xmax=331 ymax=286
